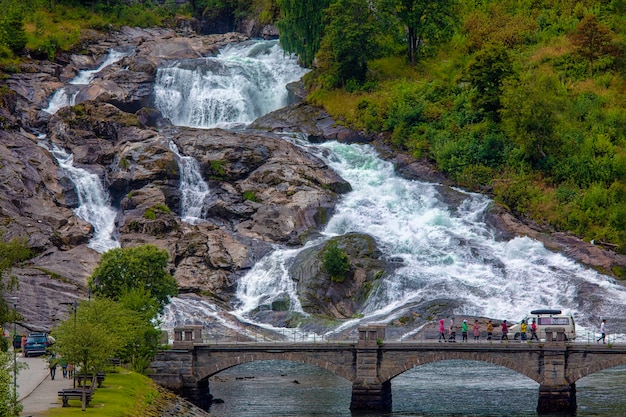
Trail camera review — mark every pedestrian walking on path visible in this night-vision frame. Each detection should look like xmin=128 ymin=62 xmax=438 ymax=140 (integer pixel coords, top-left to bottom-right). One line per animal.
xmin=597 ymin=319 xmax=607 ymax=344
xmin=530 ymin=319 xmax=539 ymax=341
xmin=473 ymin=320 xmax=480 ymax=342
xmin=461 ymin=320 xmax=468 ymax=342
xmin=438 ymin=319 xmax=446 ymax=343
xmin=448 ymin=317 xmax=457 ymax=342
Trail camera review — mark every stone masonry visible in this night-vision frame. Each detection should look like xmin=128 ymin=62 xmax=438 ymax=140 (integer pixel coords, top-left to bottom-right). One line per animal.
xmin=149 ymin=326 xmax=626 ymax=413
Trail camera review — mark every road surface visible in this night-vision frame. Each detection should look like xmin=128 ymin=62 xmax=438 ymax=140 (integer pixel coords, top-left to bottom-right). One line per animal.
xmin=12 ymin=350 xmax=72 ymax=417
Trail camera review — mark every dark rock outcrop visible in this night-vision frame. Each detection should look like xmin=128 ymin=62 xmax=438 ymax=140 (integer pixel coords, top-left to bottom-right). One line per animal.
xmin=290 ymin=233 xmax=394 ymax=319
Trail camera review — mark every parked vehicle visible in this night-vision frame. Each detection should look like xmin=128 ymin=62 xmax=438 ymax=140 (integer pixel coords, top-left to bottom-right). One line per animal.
xmin=508 ymin=309 xmax=576 ymax=341
xmin=23 ymin=333 xmax=53 ymax=357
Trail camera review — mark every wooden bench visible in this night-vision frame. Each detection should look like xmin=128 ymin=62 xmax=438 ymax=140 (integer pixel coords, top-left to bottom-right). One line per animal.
xmin=73 ymin=372 xmax=105 ymax=389
xmin=58 ymin=389 xmax=92 ymax=407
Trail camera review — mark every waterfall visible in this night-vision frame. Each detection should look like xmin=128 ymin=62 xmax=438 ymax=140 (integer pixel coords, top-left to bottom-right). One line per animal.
xmin=168 ymin=141 xmax=211 ymax=224
xmin=156 ymin=40 xmax=626 ymax=340
xmin=69 ymin=48 xmax=132 ymax=85
xmin=43 ymin=47 xmax=133 ymax=114
xmin=153 ymin=40 xmax=309 ymax=128
xmin=49 ymin=144 xmax=120 ymax=253
xmin=232 ymin=141 xmax=626 ymax=337
xmin=43 ymin=87 xmax=81 ymax=115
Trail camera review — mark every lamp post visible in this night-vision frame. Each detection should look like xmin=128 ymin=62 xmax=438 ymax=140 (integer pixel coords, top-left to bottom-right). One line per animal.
xmin=10 ymin=296 xmax=18 ymax=404
xmin=72 ymin=300 xmax=78 ymax=329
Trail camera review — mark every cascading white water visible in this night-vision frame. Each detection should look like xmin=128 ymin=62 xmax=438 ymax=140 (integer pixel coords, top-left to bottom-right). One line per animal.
xmin=231 ymin=141 xmax=626 ymax=338
xmin=43 ymin=87 xmax=81 ymax=115
xmin=157 ymin=39 xmax=626 ymax=341
xmin=70 ymin=48 xmax=132 ymax=85
xmin=50 ymin=145 xmax=120 ymax=253
xmin=43 ymin=48 xmax=133 ymax=114
xmin=168 ymin=141 xmax=211 ymax=224
xmin=153 ymin=40 xmax=309 ymax=128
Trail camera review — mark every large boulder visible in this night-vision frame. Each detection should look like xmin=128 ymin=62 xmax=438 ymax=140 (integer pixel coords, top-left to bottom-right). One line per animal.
xmin=289 ymin=233 xmax=394 ymax=319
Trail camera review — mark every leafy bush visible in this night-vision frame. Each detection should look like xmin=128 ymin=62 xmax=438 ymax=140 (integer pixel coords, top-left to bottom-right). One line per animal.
xmin=243 ymin=190 xmax=259 ymax=202
xmin=322 ymin=240 xmax=350 ymax=283
xmin=144 ymin=204 xmax=171 ymax=220
xmin=209 ymin=160 xmax=227 ymax=180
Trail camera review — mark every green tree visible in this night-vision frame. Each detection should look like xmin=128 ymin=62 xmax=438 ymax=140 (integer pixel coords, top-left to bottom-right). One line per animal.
xmin=467 ymin=43 xmax=513 ymax=121
xmin=189 ymin=0 xmax=251 ymax=20
xmin=316 ymin=0 xmax=378 ymax=88
xmin=0 ymin=351 xmax=24 ymax=417
xmin=51 ymin=298 xmax=149 ymax=409
xmin=1 ymin=9 xmax=27 ymax=54
xmin=322 ymin=240 xmax=350 ymax=283
xmin=0 ymin=235 xmax=30 ymax=329
xmin=500 ymin=72 xmax=567 ymax=171
xmin=376 ymin=0 xmax=459 ymax=64
xmin=570 ymin=15 xmax=615 ymax=76
xmin=88 ymin=245 xmax=178 ymax=312
xmin=116 ymin=288 xmax=163 ymax=372
xmin=276 ymin=0 xmax=331 ymax=67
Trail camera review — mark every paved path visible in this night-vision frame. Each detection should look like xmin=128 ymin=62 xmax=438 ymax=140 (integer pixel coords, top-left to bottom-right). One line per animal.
xmin=13 ymin=351 xmax=73 ymax=417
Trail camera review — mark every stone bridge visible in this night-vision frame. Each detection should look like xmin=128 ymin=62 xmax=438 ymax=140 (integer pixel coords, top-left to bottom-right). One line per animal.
xmin=149 ymin=325 xmax=626 ymax=413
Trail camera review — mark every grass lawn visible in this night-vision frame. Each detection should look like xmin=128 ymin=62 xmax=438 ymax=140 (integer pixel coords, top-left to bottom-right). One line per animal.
xmin=46 ymin=369 xmax=164 ymax=416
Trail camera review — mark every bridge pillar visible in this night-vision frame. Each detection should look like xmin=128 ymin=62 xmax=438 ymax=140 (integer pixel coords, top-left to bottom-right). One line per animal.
xmin=537 ymin=334 xmax=576 ymax=414
xmin=155 ymin=325 xmax=212 ymax=408
xmin=350 ymin=325 xmax=392 ymax=411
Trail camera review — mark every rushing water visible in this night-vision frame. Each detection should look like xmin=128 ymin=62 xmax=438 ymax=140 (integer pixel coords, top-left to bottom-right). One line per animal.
xmin=48 ymin=144 xmax=119 ymax=253
xmin=157 ymin=40 xmax=626 ymax=340
xmin=40 ymin=47 xmax=135 ymax=251
xmin=43 ymin=47 xmax=133 ymax=114
xmin=153 ymin=39 xmax=309 ymax=128
xmin=168 ymin=141 xmax=211 ymax=224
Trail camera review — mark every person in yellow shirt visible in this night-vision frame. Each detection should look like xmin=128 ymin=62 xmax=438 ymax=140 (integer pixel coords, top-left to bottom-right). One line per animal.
xmin=520 ymin=319 xmax=528 ymax=341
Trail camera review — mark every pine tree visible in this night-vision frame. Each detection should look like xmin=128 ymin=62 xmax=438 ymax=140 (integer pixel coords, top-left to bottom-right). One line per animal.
xmin=2 ymin=9 xmax=27 ymax=54
xmin=276 ymin=0 xmax=331 ymax=67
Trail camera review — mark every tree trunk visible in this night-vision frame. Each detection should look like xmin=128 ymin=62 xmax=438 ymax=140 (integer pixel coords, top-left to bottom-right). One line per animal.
xmin=408 ymin=27 xmax=416 ymax=65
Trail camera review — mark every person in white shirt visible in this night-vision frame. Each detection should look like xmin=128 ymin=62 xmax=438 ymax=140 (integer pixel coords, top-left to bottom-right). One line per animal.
xmin=597 ymin=319 xmax=607 ymax=344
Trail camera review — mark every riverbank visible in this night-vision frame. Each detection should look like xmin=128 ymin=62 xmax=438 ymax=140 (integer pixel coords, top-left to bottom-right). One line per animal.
xmin=14 ymin=351 xmax=211 ymax=417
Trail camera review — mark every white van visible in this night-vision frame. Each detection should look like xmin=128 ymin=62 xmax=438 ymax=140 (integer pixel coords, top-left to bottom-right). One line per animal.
xmin=508 ymin=309 xmax=576 ymax=341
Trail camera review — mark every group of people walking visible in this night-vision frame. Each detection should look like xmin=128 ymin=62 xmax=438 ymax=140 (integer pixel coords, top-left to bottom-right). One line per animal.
xmin=438 ymin=317 xmax=538 ymax=343
xmin=48 ymin=354 xmax=74 ymax=380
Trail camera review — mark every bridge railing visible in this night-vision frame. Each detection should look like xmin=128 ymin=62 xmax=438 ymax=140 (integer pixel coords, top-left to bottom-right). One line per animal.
xmin=169 ymin=324 xmax=621 ymax=347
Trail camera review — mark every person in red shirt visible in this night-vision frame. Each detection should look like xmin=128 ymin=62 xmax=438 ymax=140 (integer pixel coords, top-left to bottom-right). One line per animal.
xmin=438 ymin=318 xmax=446 ymax=342
xmin=530 ymin=319 xmax=539 ymax=341
xmin=20 ymin=333 xmax=27 ymax=355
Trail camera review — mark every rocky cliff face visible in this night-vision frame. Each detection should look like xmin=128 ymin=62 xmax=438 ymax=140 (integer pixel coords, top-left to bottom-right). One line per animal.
xmin=2 ymin=26 xmax=625 ymax=334
xmin=0 ymin=27 xmax=353 ymax=331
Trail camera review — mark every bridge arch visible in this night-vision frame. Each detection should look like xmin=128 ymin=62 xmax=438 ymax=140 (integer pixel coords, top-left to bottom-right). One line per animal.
xmin=194 ymin=352 xmax=355 ymax=382
xmin=567 ymin=354 xmax=626 ymax=383
xmin=380 ymin=351 xmax=542 ymax=384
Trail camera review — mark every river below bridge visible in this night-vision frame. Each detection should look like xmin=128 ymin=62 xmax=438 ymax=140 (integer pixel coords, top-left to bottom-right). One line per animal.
xmin=206 ymin=360 xmax=626 ymax=417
